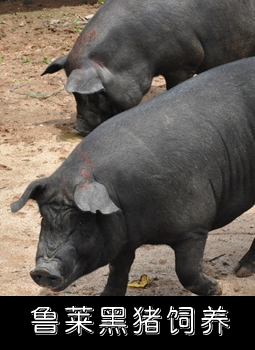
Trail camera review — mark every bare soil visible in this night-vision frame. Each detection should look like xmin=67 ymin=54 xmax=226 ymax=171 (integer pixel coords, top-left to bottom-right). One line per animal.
xmin=1 ymin=0 xmax=255 ymax=296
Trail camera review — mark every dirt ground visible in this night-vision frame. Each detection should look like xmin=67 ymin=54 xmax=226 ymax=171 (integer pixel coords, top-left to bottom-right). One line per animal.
xmin=1 ymin=0 xmax=255 ymax=297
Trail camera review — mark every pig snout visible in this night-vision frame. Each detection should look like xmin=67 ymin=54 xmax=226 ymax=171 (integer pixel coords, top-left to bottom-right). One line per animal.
xmin=74 ymin=112 xmax=102 ymax=135
xmin=30 ymin=268 xmax=63 ymax=288
xmin=30 ymin=260 xmax=64 ymax=290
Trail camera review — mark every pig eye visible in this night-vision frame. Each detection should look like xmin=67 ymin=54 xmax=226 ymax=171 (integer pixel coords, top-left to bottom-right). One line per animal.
xmin=78 ymin=219 xmax=87 ymax=227
xmin=98 ymin=93 xmax=108 ymax=108
xmin=78 ymin=214 xmax=93 ymax=228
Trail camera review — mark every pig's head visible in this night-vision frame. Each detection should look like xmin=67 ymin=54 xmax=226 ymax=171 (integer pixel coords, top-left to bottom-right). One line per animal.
xmin=11 ymin=177 xmax=124 ymax=291
xmin=41 ymin=55 xmax=148 ymax=135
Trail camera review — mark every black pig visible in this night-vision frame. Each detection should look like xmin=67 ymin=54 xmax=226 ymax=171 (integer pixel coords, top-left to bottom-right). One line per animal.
xmin=13 ymin=57 xmax=255 ymax=295
xmin=42 ymin=0 xmax=255 ymax=134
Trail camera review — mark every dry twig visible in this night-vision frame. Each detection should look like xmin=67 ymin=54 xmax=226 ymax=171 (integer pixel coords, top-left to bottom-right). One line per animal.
xmin=10 ymin=84 xmax=64 ymax=99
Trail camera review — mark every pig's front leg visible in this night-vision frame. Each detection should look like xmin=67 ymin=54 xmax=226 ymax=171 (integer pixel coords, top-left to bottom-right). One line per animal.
xmin=100 ymin=250 xmax=135 ymax=296
xmin=172 ymin=231 xmax=222 ymax=296
xmin=164 ymin=69 xmax=196 ymax=90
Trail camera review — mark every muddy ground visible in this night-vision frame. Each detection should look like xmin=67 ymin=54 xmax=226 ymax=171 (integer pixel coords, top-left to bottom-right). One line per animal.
xmin=1 ymin=0 xmax=255 ymax=296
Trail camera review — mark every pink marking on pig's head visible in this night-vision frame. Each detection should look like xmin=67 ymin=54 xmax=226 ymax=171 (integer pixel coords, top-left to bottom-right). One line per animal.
xmin=75 ymin=143 xmax=95 ymax=184
xmin=81 ymin=168 xmax=92 ymax=181
xmin=78 ymin=181 xmax=89 ymax=190
xmin=75 ymin=143 xmax=95 ymax=170
xmin=87 ymin=30 xmax=97 ymax=44
xmin=96 ymin=60 xmax=105 ymax=68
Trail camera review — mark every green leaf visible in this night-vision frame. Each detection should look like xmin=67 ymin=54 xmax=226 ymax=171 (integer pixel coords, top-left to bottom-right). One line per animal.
xmin=41 ymin=57 xmax=51 ymax=64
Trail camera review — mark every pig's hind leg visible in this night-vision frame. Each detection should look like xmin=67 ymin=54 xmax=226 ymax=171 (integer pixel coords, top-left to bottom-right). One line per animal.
xmin=172 ymin=231 xmax=222 ymax=296
xmin=235 ymin=237 xmax=255 ymax=277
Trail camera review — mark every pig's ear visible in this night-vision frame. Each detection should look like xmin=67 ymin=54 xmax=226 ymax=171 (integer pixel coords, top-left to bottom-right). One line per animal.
xmin=11 ymin=179 xmax=47 ymax=213
xmin=41 ymin=55 xmax=68 ymax=76
xmin=74 ymin=181 xmax=120 ymax=215
xmin=66 ymin=67 xmax=105 ymax=95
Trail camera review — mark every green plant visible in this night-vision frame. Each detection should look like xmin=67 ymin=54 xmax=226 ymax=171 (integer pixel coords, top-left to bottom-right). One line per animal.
xmin=41 ymin=57 xmax=51 ymax=64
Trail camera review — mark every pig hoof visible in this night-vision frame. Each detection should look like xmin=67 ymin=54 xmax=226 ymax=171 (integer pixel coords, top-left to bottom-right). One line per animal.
xmin=100 ymin=291 xmax=125 ymax=296
xmin=73 ymin=125 xmax=91 ymax=136
xmin=187 ymin=278 xmax=222 ymax=296
xmin=100 ymin=287 xmax=126 ymax=296
xmin=201 ymin=283 xmax=222 ymax=296
xmin=213 ymin=283 xmax=223 ymax=296
xmin=235 ymin=262 xmax=255 ymax=277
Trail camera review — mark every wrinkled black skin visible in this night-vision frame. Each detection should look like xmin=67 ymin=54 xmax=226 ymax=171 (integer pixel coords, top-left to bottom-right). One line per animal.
xmin=42 ymin=0 xmax=255 ymax=134
xmin=14 ymin=57 xmax=255 ymax=295
xmin=33 ymin=200 xmax=127 ymax=292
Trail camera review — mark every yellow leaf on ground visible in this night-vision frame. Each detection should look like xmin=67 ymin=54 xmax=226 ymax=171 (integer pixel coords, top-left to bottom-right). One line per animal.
xmin=127 ymin=274 xmax=151 ymax=288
